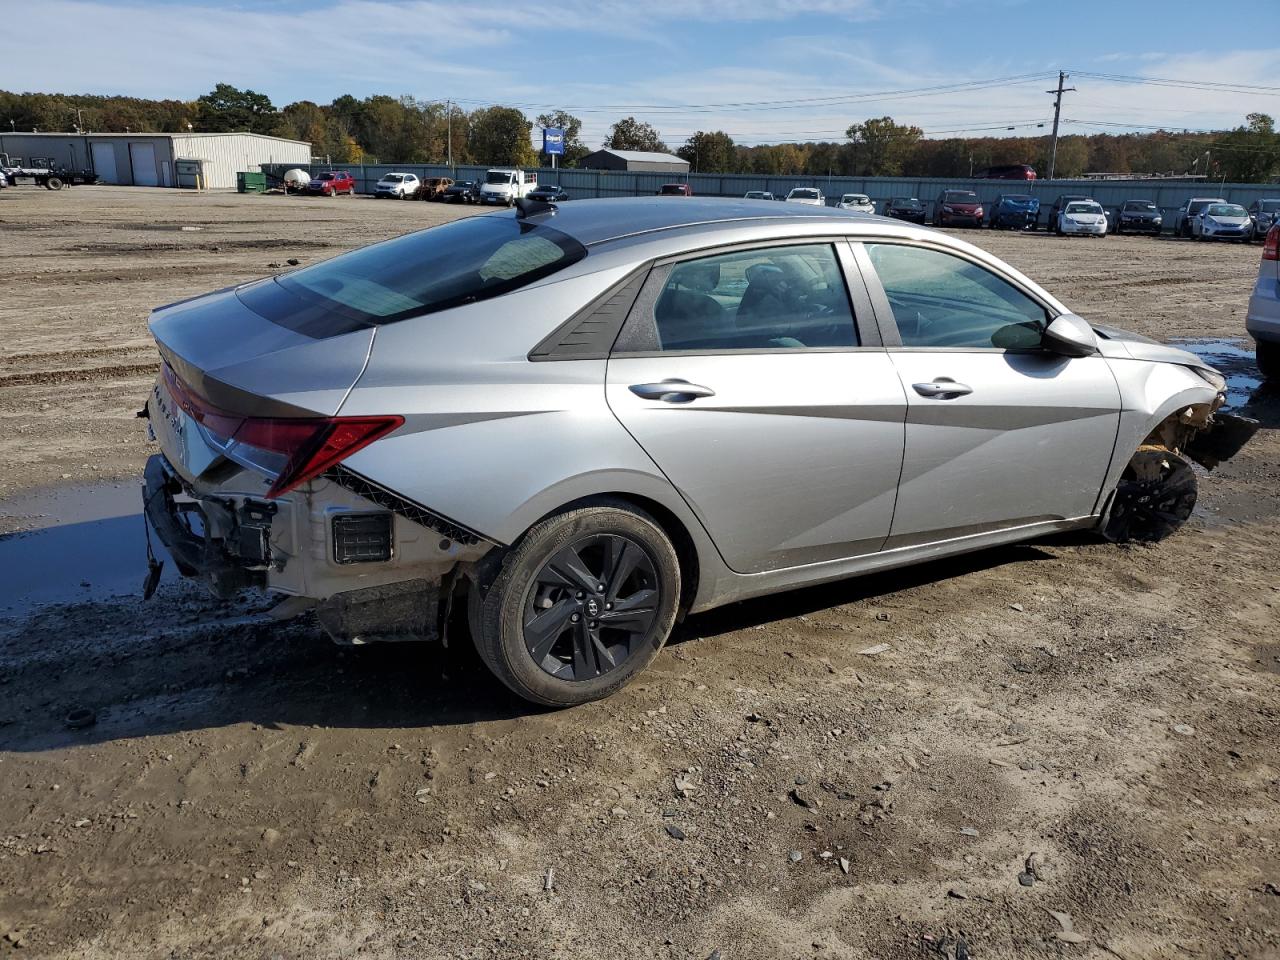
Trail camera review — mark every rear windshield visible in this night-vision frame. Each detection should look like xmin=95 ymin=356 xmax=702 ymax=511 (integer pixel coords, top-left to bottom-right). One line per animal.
xmin=239 ymin=216 xmax=587 ymax=336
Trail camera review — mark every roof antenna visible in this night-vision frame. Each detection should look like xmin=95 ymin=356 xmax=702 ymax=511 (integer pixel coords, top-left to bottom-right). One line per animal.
xmin=515 ymin=197 xmax=556 ymax=219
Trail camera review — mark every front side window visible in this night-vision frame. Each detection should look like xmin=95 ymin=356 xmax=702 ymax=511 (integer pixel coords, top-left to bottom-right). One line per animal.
xmin=865 ymin=243 xmax=1048 ymax=350
xmin=647 ymin=244 xmax=858 ymax=352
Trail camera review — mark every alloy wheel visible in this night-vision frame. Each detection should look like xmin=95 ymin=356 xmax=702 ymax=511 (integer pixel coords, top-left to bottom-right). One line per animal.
xmin=522 ymin=534 xmax=659 ymax=682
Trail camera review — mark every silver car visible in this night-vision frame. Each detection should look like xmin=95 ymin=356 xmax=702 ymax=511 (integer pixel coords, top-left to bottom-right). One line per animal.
xmin=1247 ymin=222 xmax=1280 ymax=379
xmin=141 ymin=197 xmax=1255 ymax=706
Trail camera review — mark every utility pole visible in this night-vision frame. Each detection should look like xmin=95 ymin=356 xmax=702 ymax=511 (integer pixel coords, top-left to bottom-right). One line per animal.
xmin=1045 ymin=71 xmax=1075 ymax=180
xmin=446 ymin=99 xmax=453 ymax=171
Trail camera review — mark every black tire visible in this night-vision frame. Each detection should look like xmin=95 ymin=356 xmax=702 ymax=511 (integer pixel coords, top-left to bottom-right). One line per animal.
xmin=471 ymin=500 xmax=681 ymax=707
xmin=1102 ymin=448 xmax=1197 ymax=543
xmin=1257 ymin=339 xmax=1280 ymax=381
xmin=47 ymin=177 xmax=63 ymax=191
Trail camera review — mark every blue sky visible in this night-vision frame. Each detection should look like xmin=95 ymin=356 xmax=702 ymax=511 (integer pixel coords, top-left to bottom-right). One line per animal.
xmin=3 ymin=0 xmax=1278 ymax=148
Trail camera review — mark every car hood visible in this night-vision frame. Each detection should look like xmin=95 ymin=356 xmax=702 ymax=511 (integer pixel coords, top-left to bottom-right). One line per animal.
xmin=1092 ymin=323 xmax=1221 ymax=378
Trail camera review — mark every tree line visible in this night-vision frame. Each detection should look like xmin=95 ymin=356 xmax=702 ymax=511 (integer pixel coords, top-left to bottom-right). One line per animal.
xmin=2 ymin=85 xmax=1276 ymax=182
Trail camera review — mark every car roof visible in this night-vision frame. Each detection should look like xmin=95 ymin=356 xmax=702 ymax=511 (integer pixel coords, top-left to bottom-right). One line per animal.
xmin=515 ymin=196 xmax=871 ymax=247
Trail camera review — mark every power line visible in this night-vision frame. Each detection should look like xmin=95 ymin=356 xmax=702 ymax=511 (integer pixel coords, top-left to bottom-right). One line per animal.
xmin=1068 ymin=70 xmax=1280 ymax=96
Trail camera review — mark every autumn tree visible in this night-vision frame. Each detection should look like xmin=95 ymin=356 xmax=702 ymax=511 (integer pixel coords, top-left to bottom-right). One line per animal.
xmin=845 ymin=116 xmax=922 ymax=176
xmin=603 ymin=116 xmax=667 ymax=153
xmin=195 ymin=83 xmax=277 ymax=134
xmin=469 ymin=106 xmax=535 ymax=166
xmin=677 ymin=131 xmax=736 ymax=172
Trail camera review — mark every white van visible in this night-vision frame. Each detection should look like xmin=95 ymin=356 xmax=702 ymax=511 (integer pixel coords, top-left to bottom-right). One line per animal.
xmin=479 ymin=169 xmax=538 ymax=206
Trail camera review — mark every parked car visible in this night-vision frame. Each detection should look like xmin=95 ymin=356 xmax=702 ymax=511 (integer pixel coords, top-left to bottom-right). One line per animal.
xmin=1247 ymin=223 xmax=1280 ymax=379
xmin=1114 ymin=200 xmax=1163 ymax=235
xmin=528 ymin=184 xmax=570 ymax=202
xmin=1173 ymin=197 xmax=1226 ymax=238
xmin=140 ymin=197 xmax=1253 ymax=706
xmin=934 ymin=189 xmax=983 ymax=227
xmin=0 ymin=170 xmax=8 ymax=189
xmin=307 ymin=171 xmax=356 ymax=197
xmin=987 ymin=194 xmax=1039 ymax=230
xmin=973 ymin=164 xmax=1037 ymax=180
xmin=785 ymin=187 xmax=825 ymax=206
xmin=744 ymin=190 xmax=775 ymax=201
xmin=1056 ymin=200 xmax=1108 ymax=237
xmin=883 ymin=197 xmax=927 ymax=224
xmin=1045 ymin=194 xmax=1091 ymax=231
xmin=1247 ymin=198 xmax=1280 ymax=240
xmin=418 ymin=177 xmax=455 ymax=201
xmin=480 ymin=169 xmax=537 ymax=206
xmin=442 ymin=180 xmax=481 ymax=204
xmin=658 ymin=183 xmax=693 ymax=197
xmin=373 ymin=173 xmax=421 ymax=200
xmin=1191 ymin=202 xmax=1254 ymax=242
xmin=838 ymin=193 xmax=875 ymax=214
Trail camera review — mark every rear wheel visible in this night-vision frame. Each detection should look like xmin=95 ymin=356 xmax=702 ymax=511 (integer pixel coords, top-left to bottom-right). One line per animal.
xmin=1257 ymin=339 xmax=1280 ymax=381
xmin=471 ymin=501 xmax=680 ymax=707
xmin=1103 ymin=447 xmax=1197 ymax=543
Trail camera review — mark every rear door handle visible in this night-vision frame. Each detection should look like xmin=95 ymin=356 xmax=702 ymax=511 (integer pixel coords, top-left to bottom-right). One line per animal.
xmin=629 ymin=379 xmax=716 ymax=403
xmin=912 ymin=378 xmax=973 ymax=399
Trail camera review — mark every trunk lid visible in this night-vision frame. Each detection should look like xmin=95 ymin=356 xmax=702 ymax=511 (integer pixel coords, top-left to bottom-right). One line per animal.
xmin=148 ymin=281 xmax=374 ymax=418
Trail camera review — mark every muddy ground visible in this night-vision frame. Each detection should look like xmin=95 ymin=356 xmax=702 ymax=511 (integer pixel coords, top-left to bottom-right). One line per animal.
xmin=1 ymin=186 xmax=1277 ymax=960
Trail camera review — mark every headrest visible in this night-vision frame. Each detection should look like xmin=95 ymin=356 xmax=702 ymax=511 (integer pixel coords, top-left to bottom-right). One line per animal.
xmin=673 ymin=262 xmax=720 ymax=293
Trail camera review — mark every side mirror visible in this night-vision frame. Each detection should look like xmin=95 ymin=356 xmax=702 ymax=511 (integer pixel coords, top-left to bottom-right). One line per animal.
xmin=1042 ymin=313 xmax=1098 ymax=358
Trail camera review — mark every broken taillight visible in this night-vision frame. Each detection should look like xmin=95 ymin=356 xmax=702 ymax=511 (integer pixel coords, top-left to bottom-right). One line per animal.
xmin=161 ymin=363 xmax=402 ymax=498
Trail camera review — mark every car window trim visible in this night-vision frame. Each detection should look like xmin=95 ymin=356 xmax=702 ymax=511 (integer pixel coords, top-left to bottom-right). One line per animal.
xmin=853 ymin=238 xmax=1058 ymax=354
xmin=612 ymin=236 xmax=881 ymax=357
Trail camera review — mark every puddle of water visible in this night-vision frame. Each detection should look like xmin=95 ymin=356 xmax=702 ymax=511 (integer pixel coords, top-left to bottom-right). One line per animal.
xmin=0 ymin=480 xmax=175 ymax=615
xmin=1168 ymin=337 xmax=1262 ymax=409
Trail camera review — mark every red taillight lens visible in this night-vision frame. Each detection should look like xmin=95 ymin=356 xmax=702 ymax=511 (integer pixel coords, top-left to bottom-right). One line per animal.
xmin=238 ymin=415 xmax=404 ymax=499
xmin=1264 ymin=224 xmax=1280 ymax=261
xmin=160 ymin=363 xmax=402 ymax=498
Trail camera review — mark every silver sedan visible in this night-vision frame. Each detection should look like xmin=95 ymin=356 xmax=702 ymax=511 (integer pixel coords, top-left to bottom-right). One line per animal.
xmin=141 ymin=197 xmax=1255 ymax=705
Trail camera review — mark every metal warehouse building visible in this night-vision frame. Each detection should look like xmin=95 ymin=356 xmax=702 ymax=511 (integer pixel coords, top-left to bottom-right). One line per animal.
xmin=578 ymin=148 xmax=690 ymax=174
xmin=0 ymin=132 xmax=310 ymax=189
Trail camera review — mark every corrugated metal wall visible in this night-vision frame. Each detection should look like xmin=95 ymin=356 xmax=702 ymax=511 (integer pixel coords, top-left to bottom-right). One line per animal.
xmin=263 ymin=161 xmax=1280 ymax=226
xmin=172 ymin=135 xmax=310 ymax=189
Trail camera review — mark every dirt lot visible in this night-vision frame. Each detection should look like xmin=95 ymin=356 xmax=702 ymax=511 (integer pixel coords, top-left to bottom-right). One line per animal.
xmin=1 ymin=186 xmax=1277 ymax=960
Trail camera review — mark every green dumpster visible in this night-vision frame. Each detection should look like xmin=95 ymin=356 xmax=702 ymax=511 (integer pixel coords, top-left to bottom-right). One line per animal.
xmin=237 ymin=171 xmax=267 ymax=194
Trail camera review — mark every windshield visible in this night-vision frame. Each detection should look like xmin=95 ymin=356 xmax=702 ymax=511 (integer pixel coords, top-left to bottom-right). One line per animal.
xmin=318 ymin=173 xmax=335 ymax=180
xmin=1001 ymin=195 xmax=1033 ymax=203
xmin=1207 ymin=204 xmax=1247 ymax=217
xmin=843 ymin=195 xmax=869 ymax=203
xmin=893 ymin=198 xmax=922 ymax=208
xmin=944 ymin=192 xmax=978 ymax=203
xmin=383 ymin=174 xmax=403 ymax=182
xmin=1262 ymin=201 xmax=1280 ymax=212
xmin=790 ymin=189 xmax=819 ymax=199
xmin=660 ymin=184 xmax=687 ymax=194
xmin=1124 ymin=201 xmax=1156 ymax=211
xmin=242 ymin=217 xmax=587 ymax=335
xmin=1065 ymin=202 xmax=1101 ymax=214
xmin=485 ymin=171 xmax=514 ymax=185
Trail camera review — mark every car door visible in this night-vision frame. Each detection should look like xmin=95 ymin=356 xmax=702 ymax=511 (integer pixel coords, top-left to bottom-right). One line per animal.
xmin=605 ymin=240 xmax=907 ymax=574
xmin=855 ymin=240 xmax=1121 ymax=548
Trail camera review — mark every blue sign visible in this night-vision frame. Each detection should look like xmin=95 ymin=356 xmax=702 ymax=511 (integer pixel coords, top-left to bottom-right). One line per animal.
xmin=542 ymin=127 xmax=565 ymax=156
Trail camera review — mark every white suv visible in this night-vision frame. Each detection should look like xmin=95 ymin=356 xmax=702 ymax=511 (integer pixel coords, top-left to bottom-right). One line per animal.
xmin=374 ymin=173 xmax=420 ymax=199
xmin=1247 ymin=224 xmax=1280 ymax=379
xmin=785 ymin=187 xmax=825 ymax=206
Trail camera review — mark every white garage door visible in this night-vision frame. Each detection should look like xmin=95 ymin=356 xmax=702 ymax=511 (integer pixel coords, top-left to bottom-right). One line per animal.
xmin=91 ymin=142 xmax=118 ymax=183
xmin=129 ymin=142 xmax=159 ymax=186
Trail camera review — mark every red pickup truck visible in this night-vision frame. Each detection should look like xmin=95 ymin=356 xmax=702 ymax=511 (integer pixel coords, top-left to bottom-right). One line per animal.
xmin=307 ymin=171 xmax=356 ymax=196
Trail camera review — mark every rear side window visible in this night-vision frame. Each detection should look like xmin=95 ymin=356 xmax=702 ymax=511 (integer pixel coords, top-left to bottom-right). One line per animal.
xmin=239 ymin=216 xmax=587 ymax=336
xmin=640 ymin=244 xmax=858 ymax=352
xmin=866 ymin=243 xmax=1047 ymax=350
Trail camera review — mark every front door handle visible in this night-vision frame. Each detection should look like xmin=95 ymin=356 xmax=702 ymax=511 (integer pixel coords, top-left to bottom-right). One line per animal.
xmin=912 ymin=378 xmax=973 ymax=399
xmin=629 ymin=379 xmax=716 ymax=403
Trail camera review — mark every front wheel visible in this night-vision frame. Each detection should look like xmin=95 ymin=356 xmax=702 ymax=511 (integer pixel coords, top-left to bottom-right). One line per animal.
xmin=471 ymin=501 xmax=681 ymax=707
xmin=1102 ymin=447 xmax=1197 ymax=543
xmin=1257 ymin=339 xmax=1280 ymax=380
